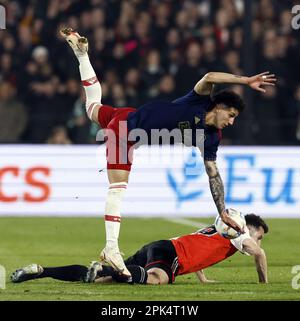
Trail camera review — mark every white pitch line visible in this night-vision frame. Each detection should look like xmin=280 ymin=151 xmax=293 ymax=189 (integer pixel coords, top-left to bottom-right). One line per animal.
xmin=194 ymin=291 xmax=255 ymax=295
xmin=164 ymin=217 xmax=207 ymax=228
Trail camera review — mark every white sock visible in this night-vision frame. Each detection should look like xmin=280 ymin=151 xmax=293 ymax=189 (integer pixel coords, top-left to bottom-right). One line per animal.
xmin=78 ymin=55 xmax=96 ymax=79
xmin=77 ymin=55 xmax=102 ymax=119
xmin=104 ymin=182 xmax=128 ymax=250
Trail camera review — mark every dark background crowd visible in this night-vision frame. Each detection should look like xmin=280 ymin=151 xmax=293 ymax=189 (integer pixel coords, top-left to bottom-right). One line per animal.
xmin=0 ymin=0 xmax=300 ymax=145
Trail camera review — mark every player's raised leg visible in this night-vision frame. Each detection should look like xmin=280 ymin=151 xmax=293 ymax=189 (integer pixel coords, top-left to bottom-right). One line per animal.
xmin=60 ymin=28 xmax=131 ymax=278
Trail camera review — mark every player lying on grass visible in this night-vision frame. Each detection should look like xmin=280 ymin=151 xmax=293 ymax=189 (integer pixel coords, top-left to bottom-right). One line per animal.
xmin=11 ymin=214 xmax=268 ymax=285
xmin=59 ymin=28 xmax=276 ymax=278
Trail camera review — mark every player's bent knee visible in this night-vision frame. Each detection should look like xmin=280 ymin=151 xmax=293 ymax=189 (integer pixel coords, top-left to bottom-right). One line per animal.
xmin=86 ymin=102 xmax=102 ymax=123
xmin=146 ymin=268 xmax=169 ymax=285
xmin=107 ymin=169 xmax=130 ymax=184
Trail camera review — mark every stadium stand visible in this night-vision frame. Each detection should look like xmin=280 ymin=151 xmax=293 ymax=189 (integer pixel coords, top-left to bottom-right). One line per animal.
xmin=0 ymin=0 xmax=299 ymax=145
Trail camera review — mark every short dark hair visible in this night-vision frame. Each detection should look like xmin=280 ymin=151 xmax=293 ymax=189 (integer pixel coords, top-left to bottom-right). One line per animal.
xmin=245 ymin=214 xmax=269 ymax=233
xmin=211 ymin=90 xmax=245 ymax=113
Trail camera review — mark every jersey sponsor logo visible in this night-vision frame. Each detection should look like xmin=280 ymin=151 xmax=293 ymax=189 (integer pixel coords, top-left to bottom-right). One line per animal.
xmin=194 ymin=225 xmax=218 ymax=236
xmin=178 ymin=121 xmax=191 ymax=141
xmin=194 ymin=116 xmax=201 ymax=125
xmin=178 ymin=121 xmax=191 ymax=131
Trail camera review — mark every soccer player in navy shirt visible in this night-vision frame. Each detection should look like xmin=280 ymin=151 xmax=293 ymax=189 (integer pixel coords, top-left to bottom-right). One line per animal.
xmin=60 ymin=28 xmax=276 ymax=278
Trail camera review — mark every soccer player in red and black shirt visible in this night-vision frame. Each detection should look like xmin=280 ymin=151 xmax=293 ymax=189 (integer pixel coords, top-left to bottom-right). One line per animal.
xmin=11 ymin=214 xmax=268 ymax=284
xmin=58 ymin=28 xmax=276 ymax=278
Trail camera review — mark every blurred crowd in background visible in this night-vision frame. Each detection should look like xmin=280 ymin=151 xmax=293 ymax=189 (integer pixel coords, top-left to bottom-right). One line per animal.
xmin=0 ymin=0 xmax=300 ymax=145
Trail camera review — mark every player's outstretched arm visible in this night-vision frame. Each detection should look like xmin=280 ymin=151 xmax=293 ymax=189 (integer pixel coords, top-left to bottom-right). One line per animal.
xmin=195 ymin=270 xmax=216 ymax=283
xmin=194 ymin=71 xmax=276 ymax=95
xmin=242 ymin=239 xmax=268 ymax=283
xmin=204 ymin=160 xmax=244 ymax=233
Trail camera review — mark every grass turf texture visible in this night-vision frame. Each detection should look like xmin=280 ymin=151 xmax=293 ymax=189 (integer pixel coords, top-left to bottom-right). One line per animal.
xmin=0 ymin=217 xmax=300 ymax=301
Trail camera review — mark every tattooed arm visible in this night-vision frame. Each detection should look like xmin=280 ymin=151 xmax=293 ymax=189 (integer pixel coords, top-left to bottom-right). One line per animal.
xmin=204 ymin=160 xmax=244 ymax=233
xmin=204 ymin=160 xmax=225 ymax=215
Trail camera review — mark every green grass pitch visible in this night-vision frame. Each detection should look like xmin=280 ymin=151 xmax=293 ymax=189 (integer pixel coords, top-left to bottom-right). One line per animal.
xmin=0 ymin=217 xmax=300 ymax=301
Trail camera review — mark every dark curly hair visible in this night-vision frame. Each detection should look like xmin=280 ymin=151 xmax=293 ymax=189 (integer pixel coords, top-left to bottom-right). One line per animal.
xmin=210 ymin=90 xmax=245 ymax=113
xmin=245 ymin=214 xmax=269 ymax=233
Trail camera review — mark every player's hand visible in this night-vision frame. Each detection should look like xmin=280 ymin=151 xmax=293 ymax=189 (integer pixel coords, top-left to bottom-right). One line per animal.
xmin=220 ymin=210 xmax=245 ymax=234
xmin=247 ymin=71 xmax=277 ymax=93
xmin=202 ymin=279 xmax=218 ymax=283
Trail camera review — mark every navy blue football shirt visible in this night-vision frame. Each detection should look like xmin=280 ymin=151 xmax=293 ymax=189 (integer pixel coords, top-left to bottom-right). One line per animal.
xmin=127 ymin=90 xmax=222 ymax=160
